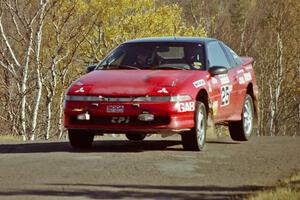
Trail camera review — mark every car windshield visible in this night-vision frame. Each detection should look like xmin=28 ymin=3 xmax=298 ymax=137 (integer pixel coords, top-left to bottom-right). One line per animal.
xmin=97 ymin=42 xmax=205 ymax=70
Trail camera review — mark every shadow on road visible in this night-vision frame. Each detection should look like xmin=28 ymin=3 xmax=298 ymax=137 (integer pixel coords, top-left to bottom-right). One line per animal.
xmin=0 ymin=140 xmax=182 ymax=154
xmin=0 ymin=138 xmax=240 ymax=154
xmin=0 ymin=183 xmax=270 ymax=200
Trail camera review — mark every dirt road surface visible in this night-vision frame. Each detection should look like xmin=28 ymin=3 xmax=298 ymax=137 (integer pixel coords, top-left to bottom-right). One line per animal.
xmin=0 ymin=135 xmax=299 ymax=200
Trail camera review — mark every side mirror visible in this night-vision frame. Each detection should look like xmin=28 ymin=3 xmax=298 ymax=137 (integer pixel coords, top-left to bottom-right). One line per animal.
xmin=86 ymin=64 xmax=97 ymax=73
xmin=209 ymin=66 xmax=228 ymax=76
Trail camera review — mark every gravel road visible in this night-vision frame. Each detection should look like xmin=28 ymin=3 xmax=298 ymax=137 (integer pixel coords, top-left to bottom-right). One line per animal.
xmin=0 ymin=135 xmax=299 ymax=200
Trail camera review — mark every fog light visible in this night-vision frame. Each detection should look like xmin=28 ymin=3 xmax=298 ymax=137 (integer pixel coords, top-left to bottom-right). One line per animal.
xmin=138 ymin=113 xmax=154 ymax=121
xmin=77 ymin=112 xmax=90 ymax=120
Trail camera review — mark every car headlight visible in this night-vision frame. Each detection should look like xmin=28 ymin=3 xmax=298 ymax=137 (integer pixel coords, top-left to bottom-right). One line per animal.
xmin=65 ymin=95 xmax=192 ymax=102
xmin=170 ymin=95 xmax=192 ymax=102
xmin=133 ymin=95 xmax=192 ymax=102
xmin=133 ymin=96 xmax=170 ymax=102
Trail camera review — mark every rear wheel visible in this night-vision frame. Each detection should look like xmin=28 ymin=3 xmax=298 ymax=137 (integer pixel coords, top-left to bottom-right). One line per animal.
xmin=125 ymin=133 xmax=147 ymax=141
xmin=181 ymin=101 xmax=207 ymax=151
xmin=229 ymin=94 xmax=254 ymax=141
xmin=68 ymin=129 xmax=94 ymax=149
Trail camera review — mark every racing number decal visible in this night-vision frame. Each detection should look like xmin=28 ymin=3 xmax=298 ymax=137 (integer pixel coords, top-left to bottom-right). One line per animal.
xmin=221 ymin=86 xmax=230 ymax=106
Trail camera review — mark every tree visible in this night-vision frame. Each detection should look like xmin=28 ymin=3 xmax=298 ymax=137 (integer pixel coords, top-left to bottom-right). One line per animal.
xmin=163 ymin=0 xmax=300 ymax=136
xmin=79 ymin=0 xmax=206 ymax=62
xmin=0 ymin=0 xmax=207 ymax=139
xmin=0 ymin=0 xmax=49 ymax=140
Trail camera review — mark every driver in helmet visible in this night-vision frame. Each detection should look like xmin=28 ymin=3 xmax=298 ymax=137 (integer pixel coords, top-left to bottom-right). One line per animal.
xmin=134 ymin=49 xmax=152 ymax=68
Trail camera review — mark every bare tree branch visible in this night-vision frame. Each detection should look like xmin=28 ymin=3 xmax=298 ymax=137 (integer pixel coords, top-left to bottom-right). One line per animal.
xmin=0 ymin=14 xmax=21 ymax=67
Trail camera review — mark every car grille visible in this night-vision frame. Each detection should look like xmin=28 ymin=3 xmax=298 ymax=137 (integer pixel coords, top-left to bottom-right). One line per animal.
xmin=70 ymin=116 xmax=170 ymax=126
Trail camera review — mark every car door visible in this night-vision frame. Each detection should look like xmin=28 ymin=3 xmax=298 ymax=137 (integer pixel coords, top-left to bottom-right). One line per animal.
xmin=206 ymin=41 xmax=239 ymax=121
xmin=220 ymin=43 xmax=246 ymax=119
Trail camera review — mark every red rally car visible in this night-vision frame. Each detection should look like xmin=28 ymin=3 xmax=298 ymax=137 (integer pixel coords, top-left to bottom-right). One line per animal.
xmin=64 ymin=37 xmax=258 ymax=151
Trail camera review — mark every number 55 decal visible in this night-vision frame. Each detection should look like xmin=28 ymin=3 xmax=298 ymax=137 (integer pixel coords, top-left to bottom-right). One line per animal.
xmin=221 ymin=85 xmax=231 ymax=106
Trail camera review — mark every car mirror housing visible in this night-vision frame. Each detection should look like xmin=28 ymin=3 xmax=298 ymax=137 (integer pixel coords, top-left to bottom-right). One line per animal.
xmin=209 ymin=66 xmax=228 ymax=76
xmin=86 ymin=64 xmax=97 ymax=73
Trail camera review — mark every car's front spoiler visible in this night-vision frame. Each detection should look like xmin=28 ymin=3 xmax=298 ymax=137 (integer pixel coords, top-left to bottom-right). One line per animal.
xmin=67 ymin=127 xmax=192 ymax=135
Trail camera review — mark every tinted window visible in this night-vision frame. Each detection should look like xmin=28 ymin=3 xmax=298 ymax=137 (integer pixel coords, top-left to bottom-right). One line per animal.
xmin=98 ymin=43 xmax=205 ymax=70
xmin=222 ymin=43 xmax=243 ymax=66
xmin=219 ymin=42 xmax=236 ymax=67
xmin=157 ymin=46 xmax=184 ymax=59
xmin=207 ymin=41 xmax=230 ymax=68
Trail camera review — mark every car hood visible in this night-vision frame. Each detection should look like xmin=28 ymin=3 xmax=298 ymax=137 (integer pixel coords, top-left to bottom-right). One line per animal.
xmin=68 ymin=70 xmax=204 ymax=96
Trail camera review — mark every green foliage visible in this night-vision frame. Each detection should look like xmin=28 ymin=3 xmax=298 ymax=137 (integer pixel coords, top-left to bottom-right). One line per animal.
xmin=0 ymin=135 xmax=22 ymax=142
xmin=165 ymin=0 xmax=300 ymax=136
xmin=229 ymin=0 xmax=247 ymax=29
xmin=247 ymin=172 xmax=300 ymax=200
xmin=1 ymin=0 xmax=298 ymax=138
xmin=15 ymin=0 xmax=206 ymax=139
xmin=76 ymin=0 xmax=206 ymax=61
xmin=248 ymin=188 xmax=300 ymax=200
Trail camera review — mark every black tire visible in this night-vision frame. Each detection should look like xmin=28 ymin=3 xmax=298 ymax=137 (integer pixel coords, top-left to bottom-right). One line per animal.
xmin=229 ymin=94 xmax=254 ymax=141
xmin=68 ymin=129 xmax=94 ymax=149
xmin=125 ymin=133 xmax=147 ymax=141
xmin=181 ymin=101 xmax=207 ymax=151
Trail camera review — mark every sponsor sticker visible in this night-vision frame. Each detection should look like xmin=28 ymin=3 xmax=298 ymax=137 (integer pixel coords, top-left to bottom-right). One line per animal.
xmin=238 ymin=76 xmax=245 ymax=84
xmin=176 ymin=102 xmax=195 ymax=112
xmin=193 ymin=79 xmax=206 ymax=88
xmin=245 ymin=65 xmax=253 ymax=70
xmin=111 ymin=116 xmax=130 ymax=124
xmin=218 ymin=74 xmax=230 ymax=85
xmin=237 ymin=69 xmax=244 ymax=74
xmin=244 ymin=72 xmax=252 ymax=82
xmin=211 ymin=77 xmax=218 ymax=85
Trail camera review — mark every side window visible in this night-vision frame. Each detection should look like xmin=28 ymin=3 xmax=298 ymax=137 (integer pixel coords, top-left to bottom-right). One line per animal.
xmin=219 ymin=42 xmax=236 ymax=67
xmin=207 ymin=42 xmax=231 ymax=68
xmin=222 ymin=43 xmax=243 ymax=66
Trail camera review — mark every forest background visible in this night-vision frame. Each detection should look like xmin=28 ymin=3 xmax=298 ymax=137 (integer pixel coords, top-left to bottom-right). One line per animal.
xmin=0 ymin=0 xmax=299 ymax=140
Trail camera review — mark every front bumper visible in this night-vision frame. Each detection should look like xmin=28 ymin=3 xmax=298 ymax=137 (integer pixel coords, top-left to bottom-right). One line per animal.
xmin=64 ymin=101 xmax=195 ymax=134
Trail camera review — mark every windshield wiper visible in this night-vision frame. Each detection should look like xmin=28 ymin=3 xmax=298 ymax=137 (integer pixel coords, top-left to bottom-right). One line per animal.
xmin=153 ymin=65 xmax=186 ymax=70
xmin=99 ymin=64 xmax=140 ymax=70
xmin=118 ymin=65 xmax=140 ymax=70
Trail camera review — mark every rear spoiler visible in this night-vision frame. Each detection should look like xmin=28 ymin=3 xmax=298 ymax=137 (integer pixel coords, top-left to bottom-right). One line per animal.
xmin=240 ymin=56 xmax=254 ymax=66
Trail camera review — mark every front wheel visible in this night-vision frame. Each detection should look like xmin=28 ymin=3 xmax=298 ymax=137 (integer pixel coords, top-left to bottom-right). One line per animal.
xmin=229 ymin=94 xmax=254 ymax=141
xmin=181 ymin=101 xmax=207 ymax=151
xmin=68 ymin=129 xmax=94 ymax=149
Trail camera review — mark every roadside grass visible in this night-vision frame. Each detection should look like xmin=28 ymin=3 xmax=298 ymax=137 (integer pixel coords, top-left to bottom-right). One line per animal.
xmin=0 ymin=135 xmax=22 ymax=142
xmin=247 ymin=172 xmax=300 ymax=200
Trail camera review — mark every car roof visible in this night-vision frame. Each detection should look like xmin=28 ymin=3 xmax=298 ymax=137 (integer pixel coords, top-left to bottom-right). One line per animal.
xmin=124 ymin=37 xmax=217 ymax=44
